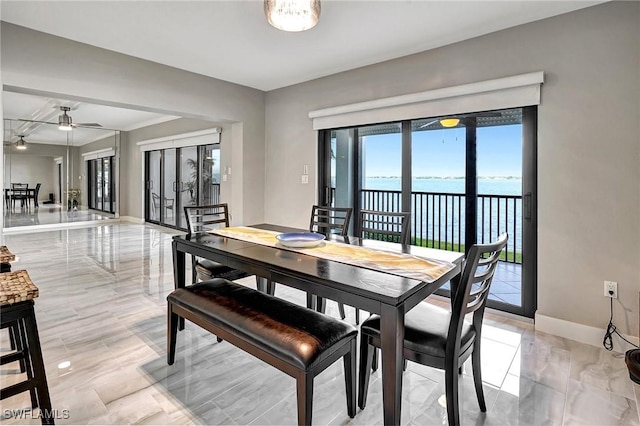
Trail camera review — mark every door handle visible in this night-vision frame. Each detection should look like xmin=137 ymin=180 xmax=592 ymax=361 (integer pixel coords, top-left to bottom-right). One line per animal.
xmin=524 ymin=192 xmax=532 ymax=220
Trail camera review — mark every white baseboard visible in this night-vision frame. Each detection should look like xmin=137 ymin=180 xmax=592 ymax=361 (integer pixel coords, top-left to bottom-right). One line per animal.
xmin=535 ymin=313 xmax=639 ymax=353
xmin=119 ymin=216 xmax=144 ymax=224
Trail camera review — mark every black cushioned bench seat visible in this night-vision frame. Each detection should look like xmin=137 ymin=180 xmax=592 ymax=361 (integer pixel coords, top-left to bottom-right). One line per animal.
xmin=167 ymin=278 xmax=357 ymax=425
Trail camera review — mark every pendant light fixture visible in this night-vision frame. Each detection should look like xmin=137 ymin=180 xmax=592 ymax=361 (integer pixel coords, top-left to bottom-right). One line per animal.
xmin=264 ymin=0 xmax=321 ymax=32
xmin=16 ymin=135 xmax=27 ymax=150
xmin=439 ymin=118 xmax=460 ymax=128
xmin=58 ymin=106 xmax=73 ymax=131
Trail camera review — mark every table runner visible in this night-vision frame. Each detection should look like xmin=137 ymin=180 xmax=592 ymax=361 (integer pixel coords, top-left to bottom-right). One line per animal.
xmin=211 ymin=226 xmax=456 ymax=283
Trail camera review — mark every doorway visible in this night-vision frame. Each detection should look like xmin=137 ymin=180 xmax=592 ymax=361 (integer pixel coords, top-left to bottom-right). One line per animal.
xmin=144 ymin=144 xmax=220 ymax=230
xmin=318 ymin=107 xmax=537 ymax=317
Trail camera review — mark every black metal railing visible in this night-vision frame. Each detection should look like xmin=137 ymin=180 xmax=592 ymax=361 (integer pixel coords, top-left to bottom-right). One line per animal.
xmin=202 ymin=183 xmax=221 ymax=205
xmin=333 ymin=188 xmax=522 ymax=263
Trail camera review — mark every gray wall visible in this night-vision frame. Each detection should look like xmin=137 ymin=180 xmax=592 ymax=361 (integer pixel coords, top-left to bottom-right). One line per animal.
xmin=263 ymin=2 xmax=640 ymax=335
xmin=1 ymin=22 xmax=266 ymax=225
xmin=4 ymin=154 xmax=54 ymax=203
xmin=5 ymin=142 xmax=74 ymax=206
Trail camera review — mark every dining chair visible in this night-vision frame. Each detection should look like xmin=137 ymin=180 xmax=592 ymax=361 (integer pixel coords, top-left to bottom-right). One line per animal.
xmin=151 ymin=192 xmax=174 ymax=220
xmin=183 ymin=204 xmax=272 ymax=293
xmin=151 ymin=193 xmax=161 ymax=219
xmin=348 ymin=210 xmax=411 ymax=324
xmin=359 ymin=209 xmax=411 ymax=245
xmin=10 ymin=183 xmax=29 ymax=210
xmin=307 ymin=205 xmax=353 ymax=319
xmin=164 ymin=197 xmax=175 ymax=218
xmin=357 ymin=233 xmax=508 ymax=426
xmin=27 ymin=183 xmax=41 ymax=208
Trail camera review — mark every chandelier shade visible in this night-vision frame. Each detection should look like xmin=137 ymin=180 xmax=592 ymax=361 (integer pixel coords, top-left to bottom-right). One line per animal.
xmin=264 ymin=0 xmax=321 ymax=32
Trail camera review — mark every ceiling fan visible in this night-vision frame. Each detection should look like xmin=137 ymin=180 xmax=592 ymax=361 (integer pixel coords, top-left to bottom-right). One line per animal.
xmin=13 ymin=106 xmax=103 ymax=130
xmin=57 ymin=106 xmax=103 ymax=130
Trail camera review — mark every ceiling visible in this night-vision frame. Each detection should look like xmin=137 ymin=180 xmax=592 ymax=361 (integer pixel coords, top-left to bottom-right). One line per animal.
xmin=3 ymin=92 xmax=179 ymax=146
xmin=1 ymin=1 xmax=604 ymax=145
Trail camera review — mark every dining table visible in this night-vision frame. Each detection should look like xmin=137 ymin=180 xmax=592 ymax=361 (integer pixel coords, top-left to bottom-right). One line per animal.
xmin=172 ymin=223 xmax=464 ymax=425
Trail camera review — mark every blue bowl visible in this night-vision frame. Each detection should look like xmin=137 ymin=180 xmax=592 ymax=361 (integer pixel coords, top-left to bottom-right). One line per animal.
xmin=275 ymin=232 xmax=325 ymax=248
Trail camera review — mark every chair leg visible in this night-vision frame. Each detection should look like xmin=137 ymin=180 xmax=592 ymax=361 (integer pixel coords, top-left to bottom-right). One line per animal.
xmin=167 ymin=304 xmax=179 ymax=365
xmin=306 ymin=293 xmax=315 ymax=310
xmin=338 ymin=302 xmax=346 ymax=320
xmin=343 ymin=339 xmax=356 ymax=418
xmin=23 ymin=308 xmax=53 ymax=424
xmin=357 ymin=337 xmax=375 ymax=410
xmin=8 ymin=323 xmax=18 ymax=351
xmin=266 ymin=280 xmax=276 ymax=296
xmin=17 ymin=319 xmax=37 ymax=407
xmin=372 ymin=348 xmax=378 ymax=372
xmin=296 ymin=373 xmax=313 ymax=426
xmin=445 ymin=359 xmax=460 ymax=426
xmin=317 ymin=297 xmax=326 ymax=314
xmin=472 ymin=344 xmax=486 ymax=412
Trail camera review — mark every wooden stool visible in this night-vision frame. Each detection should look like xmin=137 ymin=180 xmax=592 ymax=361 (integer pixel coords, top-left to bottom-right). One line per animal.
xmin=0 ymin=270 xmax=54 ymax=425
xmin=0 ymin=245 xmax=16 ymax=273
xmin=0 ymin=247 xmax=19 ymax=354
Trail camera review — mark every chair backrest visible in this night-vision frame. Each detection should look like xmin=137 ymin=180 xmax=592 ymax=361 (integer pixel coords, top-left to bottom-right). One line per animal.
xmin=11 ymin=183 xmax=28 ymax=190
xmin=359 ymin=210 xmax=411 ymax=245
xmin=309 ymin=205 xmax=352 ymax=237
xmin=34 ymin=183 xmax=41 ymax=196
xmin=447 ymin=233 xmax=508 ymax=355
xmin=184 ymin=204 xmax=230 ymax=236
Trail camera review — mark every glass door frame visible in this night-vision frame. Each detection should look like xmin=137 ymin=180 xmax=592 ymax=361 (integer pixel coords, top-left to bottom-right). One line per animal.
xmin=144 ymin=145 xmax=207 ymax=231
xmin=318 ymin=108 xmax=537 ymax=317
xmin=86 ymin=156 xmax=115 ymax=214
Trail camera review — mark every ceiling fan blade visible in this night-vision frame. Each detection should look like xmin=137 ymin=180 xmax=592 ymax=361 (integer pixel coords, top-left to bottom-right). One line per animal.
xmin=74 ymin=123 xmax=103 ymax=128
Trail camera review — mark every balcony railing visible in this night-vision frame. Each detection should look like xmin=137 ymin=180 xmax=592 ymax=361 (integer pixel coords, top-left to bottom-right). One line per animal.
xmin=202 ymin=183 xmax=221 ymax=205
xmin=336 ymin=188 xmax=522 ymax=263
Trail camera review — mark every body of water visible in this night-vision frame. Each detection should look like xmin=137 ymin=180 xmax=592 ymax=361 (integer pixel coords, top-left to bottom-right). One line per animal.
xmin=363 ymin=177 xmax=522 ymax=195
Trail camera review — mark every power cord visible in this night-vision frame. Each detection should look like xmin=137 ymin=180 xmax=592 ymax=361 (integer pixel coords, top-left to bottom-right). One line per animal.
xmin=603 ymin=296 xmax=639 ymax=351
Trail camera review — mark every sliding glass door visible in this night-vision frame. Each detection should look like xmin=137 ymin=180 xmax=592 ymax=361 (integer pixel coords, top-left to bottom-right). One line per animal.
xmin=318 ymin=107 xmax=537 ymax=317
xmin=87 ymin=156 xmax=115 ymax=213
xmin=145 ymin=144 xmax=220 ymax=230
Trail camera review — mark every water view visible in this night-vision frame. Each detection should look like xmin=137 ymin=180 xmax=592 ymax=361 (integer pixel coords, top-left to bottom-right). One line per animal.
xmin=363 ymin=176 xmax=522 ymax=195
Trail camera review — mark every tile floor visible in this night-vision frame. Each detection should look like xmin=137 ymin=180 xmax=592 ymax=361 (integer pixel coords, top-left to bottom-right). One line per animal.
xmin=4 ymin=205 xmax=115 ymax=228
xmin=0 ymin=223 xmax=638 ymax=425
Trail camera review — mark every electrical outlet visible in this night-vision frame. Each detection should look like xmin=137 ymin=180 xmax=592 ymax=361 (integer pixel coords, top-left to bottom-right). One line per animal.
xmin=604 ymin=281 xmax=618 ymax=299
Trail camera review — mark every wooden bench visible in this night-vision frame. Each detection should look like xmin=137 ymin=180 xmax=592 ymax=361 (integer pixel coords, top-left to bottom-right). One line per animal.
xmin=167 ymin=278 xmax=358 ymax=425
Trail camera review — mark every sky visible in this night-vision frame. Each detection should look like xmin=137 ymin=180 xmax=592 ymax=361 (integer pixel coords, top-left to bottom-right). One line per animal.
xmin=362 ymin=124 xmax=522 ymax=178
